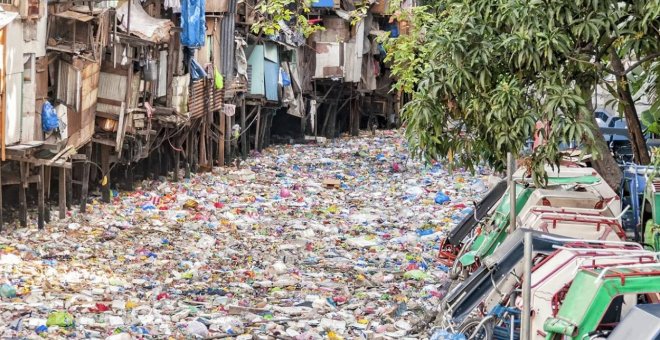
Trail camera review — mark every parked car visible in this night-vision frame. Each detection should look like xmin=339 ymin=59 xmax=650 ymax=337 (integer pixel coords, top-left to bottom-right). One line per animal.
xmin=595 ymin=109 xmax=612 ymax=126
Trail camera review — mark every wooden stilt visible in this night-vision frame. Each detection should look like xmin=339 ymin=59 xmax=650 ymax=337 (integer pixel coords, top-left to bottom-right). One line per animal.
xmin=44 ymin=166 xmax=51 ymax=223
xmin=185 ymin=130 xmax=192 ymax=179
xmin=126 ymin=164 xmax=134 ymax=190
xmin=300 ymin=99 xmax=306 ymax=138
xmin=0 ymin=161 xmax=3 ymax=231
xmin=260 ymin=111 xmax=268 ymax=151
xmin=255 ymin=106 xmax=261 ymax=151
xmin=65 ymin=168 xmax=72 ymax=209
xmin=192 ymin=128 xmax=199 ymax=173
xmin=218 ymin=110 xmax=225 ymax=166
xmin=199 ymin=124 xmax=207 ymax=169
xmin=145 ymin=148 xmax=152 ymax=179
xmin=101 ymin=145 xmax=110 ymax=203
xmin=241 ymin=97 xmax=247 ymax=160
xmin=59 ymin=167 xmax=66 ymax=219
xmin=80 ymin=144 xmax=92 ymax=213
xmin=174 ymin=140 xmax=180 ymax=182
xmin=351 ymin=89 xmax=360 ymax=137
xmin=225 ymin=114 xmax=231 ymax=164
xmin=207 ymin=122 xmax=213 ymax=170
xmin=265 ymin=113 xmax=273 ymax=147
xmin=157 ymin=147 xmax=163 ymax=178
xmin=19 ymin=162 xmax=27 ymax=227
xmin=44 ymin=166 xmax=51 ymax=199
xmin=38 ymin=165 xmax=45 ymax=229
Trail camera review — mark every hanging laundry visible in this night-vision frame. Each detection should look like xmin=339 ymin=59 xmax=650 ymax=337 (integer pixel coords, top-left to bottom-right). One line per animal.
xmin=164 ymin=0 xmax=182 ymax=13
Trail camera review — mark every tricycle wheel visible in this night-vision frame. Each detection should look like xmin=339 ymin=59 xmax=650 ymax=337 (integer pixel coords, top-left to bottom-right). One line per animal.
xmin=458 ymin=317 xmax=494 ymax=340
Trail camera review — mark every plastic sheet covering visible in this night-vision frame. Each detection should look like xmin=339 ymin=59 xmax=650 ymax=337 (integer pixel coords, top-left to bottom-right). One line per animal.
xmin=190 ymin=58 xmax=208 ymax=81
xmin=41 ymin=101 xmax=59 ymax=133
xmin=117 ymin=0 xmax=174 ymax=43
xmin=171 ymin=75 xmax=190 ymax=114
xmin=235 ymin=37 xmax=248 ymax=78
xmin=181 ymin=0 xmax=206 ymax=48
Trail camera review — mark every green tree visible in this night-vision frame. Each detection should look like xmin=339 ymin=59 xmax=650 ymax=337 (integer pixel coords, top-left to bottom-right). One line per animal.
xmin=382 ymin=0 xmax=660 ymax=188
xmin=251 ymin=0 xmax=323 ymax=37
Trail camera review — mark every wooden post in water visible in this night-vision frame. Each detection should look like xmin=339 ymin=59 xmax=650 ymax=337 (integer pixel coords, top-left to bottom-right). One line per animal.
xmin=240 ymin=97 xmax=247 ymax=160
xmin=0 ymin=161 xmax=3 ymax=231
xmin=44 ymin=166 xmax=51 ymax=223
xmin=59 ymin=167 xmax=66 ymax=219
xmin=218 ymin=109 xmax=225 ymax=166
xmin=101 ymin=145 xmax=110 ymax=203
xmin=19 ymin=162 xmax=27 ymax=227
xmin=37 ymin=165 xmax=45 ymax=229
xmin=80 ymin=144 xmax=92 ymax=213
xmin=174 ymin=140 xmax=181 ymax=182
xmin=65 ymin=168 xmax=72 ymax=210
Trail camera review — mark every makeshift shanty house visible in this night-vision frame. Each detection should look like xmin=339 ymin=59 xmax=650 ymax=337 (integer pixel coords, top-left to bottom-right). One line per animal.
xmin=91 ymin=0 xmax=174 ymax=162
xmin=47 ymin=6 xmax=110 ymax=150
xmin=247 ymin=43 xmax=280 ymax=102
xmin=0 ymin=1 xmax=47 ymax=155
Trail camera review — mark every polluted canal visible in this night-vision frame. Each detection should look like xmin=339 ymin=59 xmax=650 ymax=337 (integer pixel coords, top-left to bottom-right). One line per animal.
xmin=0 ymin=131 xmax=491 ymax=339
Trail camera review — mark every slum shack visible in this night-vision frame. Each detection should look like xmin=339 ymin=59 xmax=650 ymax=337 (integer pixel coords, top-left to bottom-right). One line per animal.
xmin=0 ymin=0 xmax=403 ymax=229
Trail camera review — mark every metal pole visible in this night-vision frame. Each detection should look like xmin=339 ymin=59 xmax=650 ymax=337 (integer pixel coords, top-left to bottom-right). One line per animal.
xmin=521 ymin=230 xmax=533 ymax=340
xmin=127 ymin=0 xmax=131 ymax=33
xmin=508 ymin=152 xmax=517 ymax=233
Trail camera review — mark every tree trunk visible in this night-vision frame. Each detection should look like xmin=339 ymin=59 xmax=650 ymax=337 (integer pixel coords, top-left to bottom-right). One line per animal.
xmin=580 ymin=84 xmax=622 ymax=191
xmin=610 ymin=50 xmax=650 ymax=165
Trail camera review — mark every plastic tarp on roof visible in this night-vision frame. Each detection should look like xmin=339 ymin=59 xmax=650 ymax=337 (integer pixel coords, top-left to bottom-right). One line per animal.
xmin=181 ymin=0 xmax=205 ymax=48
xmin=116 ymin=0 xmax=173 ymax=43
xmin=0 ymin=11 xmax=18 ymax=30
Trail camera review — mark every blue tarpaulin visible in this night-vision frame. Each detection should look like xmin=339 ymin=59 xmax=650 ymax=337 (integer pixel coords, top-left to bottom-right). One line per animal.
xmin=311 ymin=0 xmax=335 ymax=8
xmin=181 ymin=0 xmax=206 ymax=48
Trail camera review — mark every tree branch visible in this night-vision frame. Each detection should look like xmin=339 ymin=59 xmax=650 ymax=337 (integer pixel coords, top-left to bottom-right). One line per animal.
xmin=594 ymin=36 xmax=616 ymax=62
xmin=565 ymin=55 xmax=617 ymax=75
xmin=623 ymin=52 xmax=660 ymax=75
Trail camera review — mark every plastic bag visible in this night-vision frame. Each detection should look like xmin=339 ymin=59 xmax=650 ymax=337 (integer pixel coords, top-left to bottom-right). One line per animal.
xmin=280 ymin=68 xmax=291 ymax=86
xmin=190 ymin=58 xmax=207 ymax=81
xmin=435 ymin=192 xmax=451 ymax=204
xmin=41 ymin=101 xmax=59 ymax=133
xmin=214 ymin=67 xmax=224 ymax=89
xmin=46 ymin=311 xmax=74 ymax=327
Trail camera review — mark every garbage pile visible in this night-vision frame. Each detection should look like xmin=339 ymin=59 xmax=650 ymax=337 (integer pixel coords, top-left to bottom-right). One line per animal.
xmin=0 ymin=131 xmax=491 ymax=339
